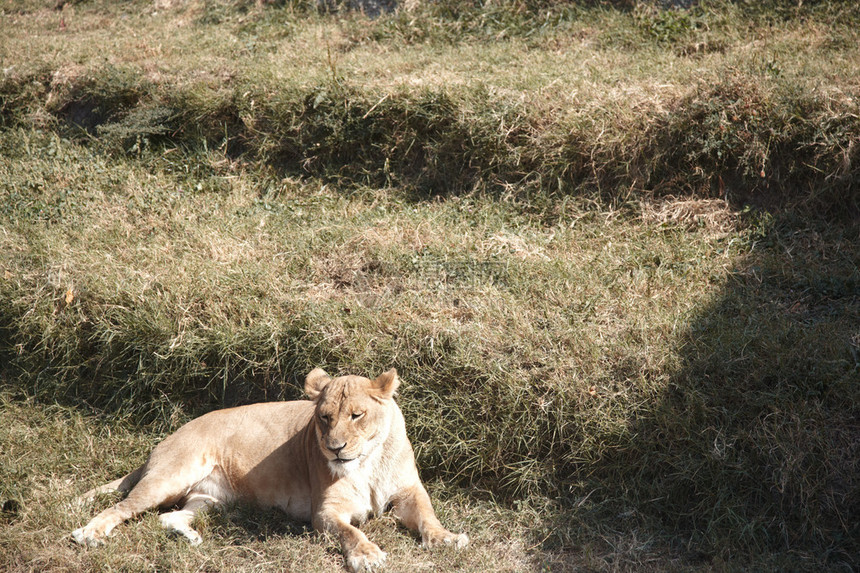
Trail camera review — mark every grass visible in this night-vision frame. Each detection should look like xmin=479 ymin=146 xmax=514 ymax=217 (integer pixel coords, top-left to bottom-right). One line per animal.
xmin=1 ymin=0 xmax=859 ymax=571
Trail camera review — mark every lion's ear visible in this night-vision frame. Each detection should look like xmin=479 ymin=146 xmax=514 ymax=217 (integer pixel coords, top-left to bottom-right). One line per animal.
xmin=373 ymin=368 xmax=400 ymax=399
xmin=305 ymin=368 xmax=331 ymax=401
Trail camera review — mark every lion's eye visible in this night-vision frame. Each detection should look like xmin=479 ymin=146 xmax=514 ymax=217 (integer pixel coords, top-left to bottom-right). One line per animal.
xmin=351 ymin=412 xmax=364 ymax=421
xmin=319 ymin=414 xmax=331 ymax=424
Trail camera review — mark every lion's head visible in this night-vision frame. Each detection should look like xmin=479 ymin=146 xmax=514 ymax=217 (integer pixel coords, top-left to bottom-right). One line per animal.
xmin=305 ymin=368 xmax=400 ymax=477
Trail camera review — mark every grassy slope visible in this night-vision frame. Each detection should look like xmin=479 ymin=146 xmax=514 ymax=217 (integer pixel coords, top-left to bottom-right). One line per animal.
xmin=1 ymin=1 xmax=859 ymax=571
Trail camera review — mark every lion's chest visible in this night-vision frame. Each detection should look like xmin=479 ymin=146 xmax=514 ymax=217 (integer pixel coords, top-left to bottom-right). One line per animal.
xmin=329 ymin=458 xmax=400 ymax=523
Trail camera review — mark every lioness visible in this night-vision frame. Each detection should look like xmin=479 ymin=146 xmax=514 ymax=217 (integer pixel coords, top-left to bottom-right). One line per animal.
xmin=72 ymin=368 xmax=468 ymax=571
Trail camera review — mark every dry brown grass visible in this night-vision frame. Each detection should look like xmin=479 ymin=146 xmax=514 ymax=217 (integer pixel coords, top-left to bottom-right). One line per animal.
xmin=640 ymin=197 xmax=736 ymax=233
xmin=2 ymin=1 xmax=859 ymax=571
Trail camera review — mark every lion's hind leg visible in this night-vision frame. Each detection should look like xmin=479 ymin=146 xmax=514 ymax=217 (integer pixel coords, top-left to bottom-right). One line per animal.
xmin=72 ymin=460 xmax=220 ymax=547
xmin=72 ymin=475 xmax=185 ymax=546
xmin=157 ymin=462 xmax=234 ymax=545
xmin=159 ymin=493 xmax=221 ymax=546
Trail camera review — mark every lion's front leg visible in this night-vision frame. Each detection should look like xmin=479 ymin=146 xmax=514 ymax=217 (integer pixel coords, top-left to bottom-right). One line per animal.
xmin=391 ymin=483 xmax=469 ymax=549
xmin=313 ymin=510 xmax=386 ymax=572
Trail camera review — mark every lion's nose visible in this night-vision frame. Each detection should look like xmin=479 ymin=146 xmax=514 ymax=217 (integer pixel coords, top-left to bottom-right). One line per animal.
xmin=327 ymin=441 xmax=347 ymax=453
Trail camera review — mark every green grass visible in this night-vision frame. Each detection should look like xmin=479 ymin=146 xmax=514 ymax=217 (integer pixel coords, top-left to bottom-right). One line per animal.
xmin=2 ymin=0 xmax=859 ymax=571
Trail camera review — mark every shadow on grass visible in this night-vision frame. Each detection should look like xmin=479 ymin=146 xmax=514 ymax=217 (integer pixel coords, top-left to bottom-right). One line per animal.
xmin=207 ymin=504 xmax=313 ymax=544
xmin=542 ymin=212 xmax=859 ymax=570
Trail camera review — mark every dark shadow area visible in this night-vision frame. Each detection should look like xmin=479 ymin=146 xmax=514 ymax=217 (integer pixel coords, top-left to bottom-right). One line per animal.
xmin=541 ymin=212 xmax=859 ymax=570
xmin=657 ymin=212 xmax=859 ymax=566
xmin=208 ymin=503 xmax=313 ymax=543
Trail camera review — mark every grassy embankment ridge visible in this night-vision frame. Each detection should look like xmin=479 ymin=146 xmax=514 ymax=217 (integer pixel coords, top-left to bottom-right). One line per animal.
xmin=1 ymin=0 xmax=858 ymax=571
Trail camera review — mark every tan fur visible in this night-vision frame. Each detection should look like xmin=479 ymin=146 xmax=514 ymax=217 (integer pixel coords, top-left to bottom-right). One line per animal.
xmin=71 ymin=368 xmax=468 ymax=571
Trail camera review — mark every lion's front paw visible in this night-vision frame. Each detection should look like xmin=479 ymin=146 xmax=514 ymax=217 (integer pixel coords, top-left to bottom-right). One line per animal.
xmin=422 ymin=528 xmax=469 ymax=549
xmin=71 ymin=526 xmax=105 ymax=547
xmin=346 ymin=540 xmax=387 ymax=572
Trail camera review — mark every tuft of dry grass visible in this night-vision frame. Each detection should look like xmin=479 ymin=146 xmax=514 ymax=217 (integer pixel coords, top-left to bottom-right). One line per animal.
xmin=640 ymin=197 xmax=736 ymax=233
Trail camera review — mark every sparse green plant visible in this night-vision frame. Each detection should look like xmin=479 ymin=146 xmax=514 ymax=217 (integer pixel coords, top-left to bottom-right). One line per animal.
xmin=634 ymin=2 xmax=696 ymax=44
